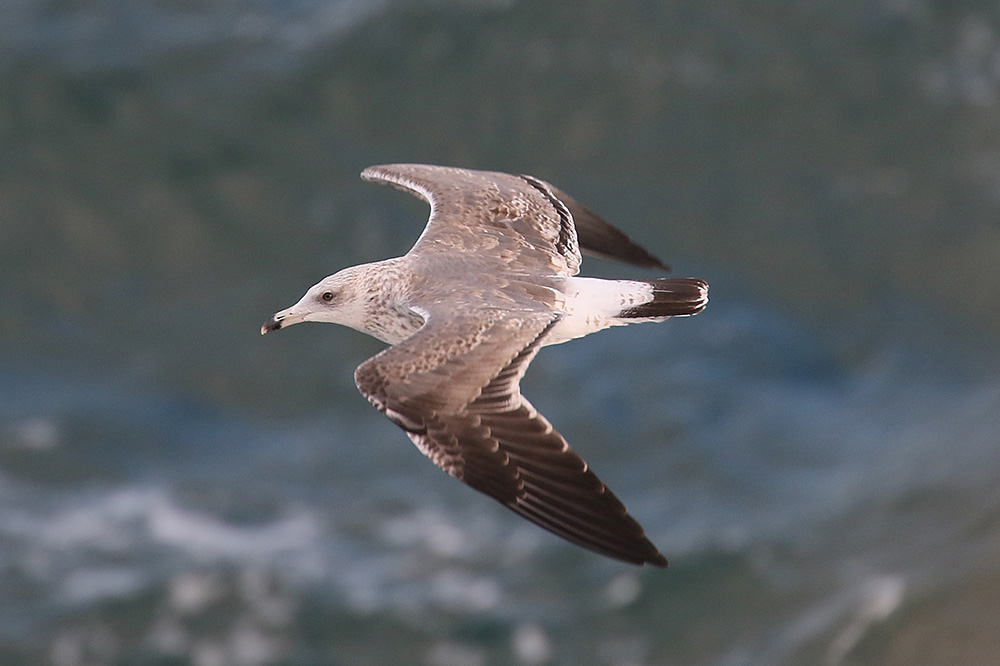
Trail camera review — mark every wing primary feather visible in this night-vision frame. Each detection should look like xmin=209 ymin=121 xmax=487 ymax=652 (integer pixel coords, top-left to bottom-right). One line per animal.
xmin=509 ymin=499 xmax=654 ymax=565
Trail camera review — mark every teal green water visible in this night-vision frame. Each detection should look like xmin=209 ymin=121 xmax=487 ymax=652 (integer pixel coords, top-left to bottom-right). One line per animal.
xmin=2 ymin=1 xmax=1000 ymax=664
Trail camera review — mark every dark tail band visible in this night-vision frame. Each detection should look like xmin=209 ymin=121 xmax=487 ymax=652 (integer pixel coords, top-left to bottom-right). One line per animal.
xmin=619 ymin=278 xmax=709 ymax=318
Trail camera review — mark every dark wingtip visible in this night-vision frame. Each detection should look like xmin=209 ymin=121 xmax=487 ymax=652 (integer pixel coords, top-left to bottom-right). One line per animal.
xmin=547 ymin=183 xmax=671 ymax=271
xmin=626 ymin=252 xmax=670 ymax=272
xmin=647 ymin=551 xmax=669 ymax=568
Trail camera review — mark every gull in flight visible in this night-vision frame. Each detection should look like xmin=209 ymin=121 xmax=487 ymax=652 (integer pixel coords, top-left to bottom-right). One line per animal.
xmin=262 ymin=164 xmax=708 ymax=566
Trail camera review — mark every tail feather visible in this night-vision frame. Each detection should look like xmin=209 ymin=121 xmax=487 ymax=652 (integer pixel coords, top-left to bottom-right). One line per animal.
xmin=619 ymin=278 xmax=708 ymax=319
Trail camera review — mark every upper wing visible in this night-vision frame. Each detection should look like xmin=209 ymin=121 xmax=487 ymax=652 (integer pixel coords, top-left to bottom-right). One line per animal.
xmin=362 ymin=164 xmax=582 ymax=277
xmin=354 ymin=308 xmax=668 ymax=566
xmin=362 ymin=163 xmax=671 ymax=275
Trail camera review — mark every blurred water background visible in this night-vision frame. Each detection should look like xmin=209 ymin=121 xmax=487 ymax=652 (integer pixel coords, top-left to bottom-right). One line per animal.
xmin=3 ymin=1 xmax=1000 ymax=664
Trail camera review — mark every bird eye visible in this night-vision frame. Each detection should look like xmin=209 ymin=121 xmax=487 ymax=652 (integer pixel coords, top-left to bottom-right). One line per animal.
xmin=321 ymin=291 xmax=335 ymax=302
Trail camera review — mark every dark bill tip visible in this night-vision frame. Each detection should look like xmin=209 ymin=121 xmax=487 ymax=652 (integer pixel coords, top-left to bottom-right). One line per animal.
xmin=260 ymin=315 xmax=282 ymax=335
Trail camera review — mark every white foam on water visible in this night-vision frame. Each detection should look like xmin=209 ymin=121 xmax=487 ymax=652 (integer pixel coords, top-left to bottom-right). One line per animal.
xmin=511 ymin=623 xmax=552 ymax=665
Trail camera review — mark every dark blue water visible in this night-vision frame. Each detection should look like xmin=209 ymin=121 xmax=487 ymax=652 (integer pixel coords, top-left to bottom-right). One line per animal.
xmin=3 ymin=1 xmax=1000 ymax=664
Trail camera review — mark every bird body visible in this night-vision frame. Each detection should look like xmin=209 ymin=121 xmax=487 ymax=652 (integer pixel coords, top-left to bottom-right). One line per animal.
xmin=263 ymin=164 xmax=708 ymax=566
